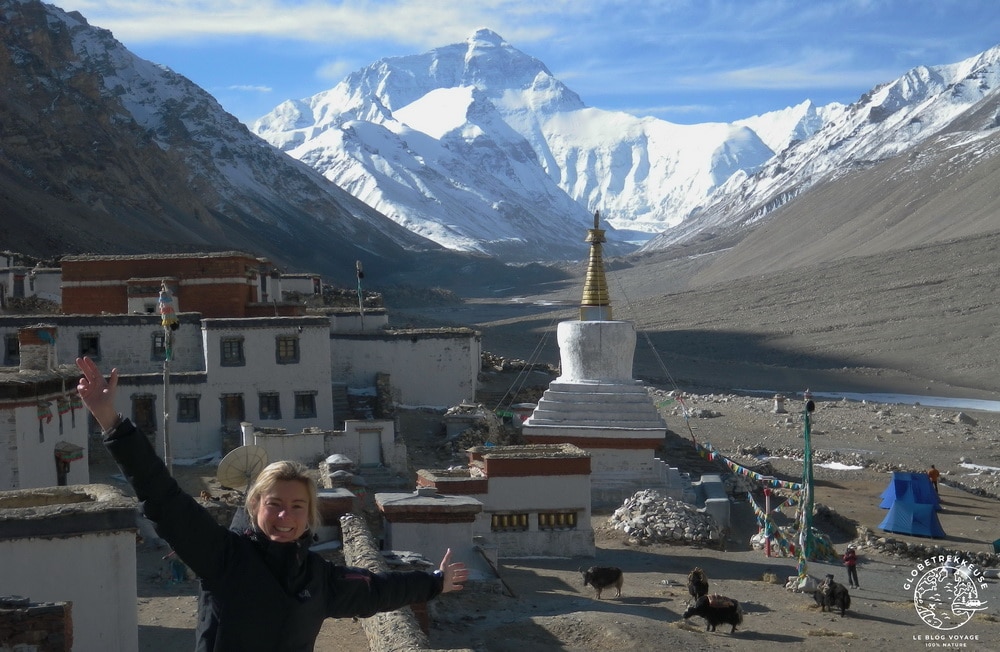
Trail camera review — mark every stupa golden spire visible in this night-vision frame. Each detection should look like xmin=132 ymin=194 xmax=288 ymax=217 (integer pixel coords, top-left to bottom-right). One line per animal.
xmin=580 ymin=210 xmax=612 ymax=321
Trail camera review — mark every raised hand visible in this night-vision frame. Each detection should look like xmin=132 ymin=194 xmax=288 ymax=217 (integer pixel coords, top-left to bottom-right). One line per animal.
xmin=438 ymin=548 xmax=469 ymax=593
xmin=75 ymin=356 xmax=120 ymax=431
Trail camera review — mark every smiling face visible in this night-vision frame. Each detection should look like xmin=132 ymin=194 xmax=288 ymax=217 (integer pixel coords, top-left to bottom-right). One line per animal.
xmin=254 ymin=479 xmax=311 ymax=543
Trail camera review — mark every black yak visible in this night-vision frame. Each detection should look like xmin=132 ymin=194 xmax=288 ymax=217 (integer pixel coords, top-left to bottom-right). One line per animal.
xmin=581 ymin=566 xmax=623 ymax=599
xmin=815 ymin=574 xmax=851 ymax=616
xmin=687 ymin=567 xmax=709 ymax=600
xmin=682 ymin=594 xmax=743 ymax=633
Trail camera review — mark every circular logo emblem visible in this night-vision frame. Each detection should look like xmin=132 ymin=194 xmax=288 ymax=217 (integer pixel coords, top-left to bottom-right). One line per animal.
xmin=912 ymin=562 xmax=988 ymax=630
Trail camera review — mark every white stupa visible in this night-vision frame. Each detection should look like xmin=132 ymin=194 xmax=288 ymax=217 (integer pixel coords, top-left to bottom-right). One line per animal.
xmin=521 ymin=212 xmax=689 ymax=505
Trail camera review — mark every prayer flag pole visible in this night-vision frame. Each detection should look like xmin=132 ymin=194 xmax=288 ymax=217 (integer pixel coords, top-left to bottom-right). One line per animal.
xmin=355 ymin=260 xmax=365 ymax=331
xmin=797 ymin=389 xmax=816 ymax=581
xmin=158 ymin=282 xmax=179 ymax=476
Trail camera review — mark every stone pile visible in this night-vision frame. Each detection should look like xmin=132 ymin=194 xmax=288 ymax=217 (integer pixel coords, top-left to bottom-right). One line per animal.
xmin=480 ymin=351 xmax=558 ymax=374
xmin=608 ymin=489 xmax=721 ymax=545
xmin=854 ymin=526 xmax=1000 ymax=569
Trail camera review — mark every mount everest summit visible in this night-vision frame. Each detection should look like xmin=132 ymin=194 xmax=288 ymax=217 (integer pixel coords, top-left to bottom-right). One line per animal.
xmin=251 ymin=28 xmax=798 ymax=259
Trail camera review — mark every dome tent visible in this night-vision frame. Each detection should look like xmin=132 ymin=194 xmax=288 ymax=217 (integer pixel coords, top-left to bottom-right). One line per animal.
xmin=878 ymin=472 xmax=945 ymax=538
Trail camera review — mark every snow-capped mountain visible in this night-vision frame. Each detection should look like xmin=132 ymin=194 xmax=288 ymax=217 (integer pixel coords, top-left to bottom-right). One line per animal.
xmin=253 ymin=29 xmax=823 ymax=259
xmin=641 ymin=44 xmax=1000 ymax=252
xmin=1 ymin=0 xmax=489 ymax=285
xmin=6 ymin=1 xmax=999 ymax=290
xmin=255 ymin=30 xmax=1000 ymax=265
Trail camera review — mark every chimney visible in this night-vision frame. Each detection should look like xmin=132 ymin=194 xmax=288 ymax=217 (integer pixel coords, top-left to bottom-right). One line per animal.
xmin=18 ymin=324 xmax=58 ymax=372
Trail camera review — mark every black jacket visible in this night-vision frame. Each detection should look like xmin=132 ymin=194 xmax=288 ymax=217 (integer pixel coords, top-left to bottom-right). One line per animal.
xmin=105 ymin=419 xmax=443 ymax=651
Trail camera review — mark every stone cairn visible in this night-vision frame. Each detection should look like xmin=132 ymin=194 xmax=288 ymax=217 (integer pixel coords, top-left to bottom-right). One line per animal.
xmin=608 ymin=489 xmax=721 ymax=546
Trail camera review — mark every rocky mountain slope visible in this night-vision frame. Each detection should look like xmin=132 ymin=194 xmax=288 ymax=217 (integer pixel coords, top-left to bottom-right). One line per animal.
xmin=0 ymin=0 xmax=525 ymax=287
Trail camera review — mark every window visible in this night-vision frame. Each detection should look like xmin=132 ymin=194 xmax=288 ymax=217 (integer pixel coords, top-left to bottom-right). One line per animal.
xmin=220 ymin=394 xmax=245 ymax=433
xmin=294 ymin=391 xmax=317 ymax=418
xmin=152 ymin=332 xmax=166 ymax=361
xmin=177 ymin=395 xmax=200 ymax=422
xmin=220 ymin=337 xmax=245 ymax=366
xmin=4 ymin=334 xmax=19 ymax=366
xmin=259 ymin=392 xmax=281 ymax=420
xmin=132 ymin=395 xmax=157 ymax=433
xmin=276 ymin=335 xmax=299 ymax=364
xmin=79 ymin=333 xmax=100 ymax=359
xmin=490 ymin=513 xmax=529 ymax=532
xmin=538 ymin=511 xmax=578 ymax=531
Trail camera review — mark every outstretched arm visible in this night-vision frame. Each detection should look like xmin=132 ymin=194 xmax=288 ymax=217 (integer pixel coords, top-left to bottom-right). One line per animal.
xmin=76 ymin=356 xmax=120 ymax=431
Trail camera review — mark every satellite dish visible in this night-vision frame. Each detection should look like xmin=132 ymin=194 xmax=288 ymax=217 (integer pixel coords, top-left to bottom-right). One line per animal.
xmin=217 ymin=445 xmax=268 ymax=491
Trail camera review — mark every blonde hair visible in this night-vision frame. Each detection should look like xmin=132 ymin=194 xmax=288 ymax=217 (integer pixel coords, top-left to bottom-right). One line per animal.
xmin=245 ymin=460 xmax=321 ymax=532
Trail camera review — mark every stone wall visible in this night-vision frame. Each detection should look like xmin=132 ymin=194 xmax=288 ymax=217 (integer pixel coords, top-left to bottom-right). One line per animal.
xmin=0 ymin=596 xmax=71 ymax=652
xmin=339 ymin=513 xmax=431 ymax=652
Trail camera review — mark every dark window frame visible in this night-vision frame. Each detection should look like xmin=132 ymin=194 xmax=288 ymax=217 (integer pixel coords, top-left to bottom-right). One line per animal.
xmin=151 ymin=331 xmax=167 ymax=361
xmin=294 ymin=391 xmax=317 ymax=418
xmin=177 ymin=395 xmax=200 ymax=423
xmin=131 ymin=394 xmax=157 ymax=433
xmin=220 ymin=337 xmax=245 ymax=367
xmin=258 ymin=392 xmax=281 ymax=420
xmin=276 ymin=335 xmax=300 ymax=364
xmin=4 ymin=334 xmax=19 ymax=366
xmin=79 ymin=332 xmax=101 ymax=360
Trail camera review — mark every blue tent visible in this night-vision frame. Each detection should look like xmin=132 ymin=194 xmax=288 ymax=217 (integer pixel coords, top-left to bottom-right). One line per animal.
xmin=878 ymin=472 xmax=946 ymax=538
xmin=879 ymin=472 xmax=940 ymax=510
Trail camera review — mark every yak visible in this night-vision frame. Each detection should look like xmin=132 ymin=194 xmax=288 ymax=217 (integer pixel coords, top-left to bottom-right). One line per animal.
xmin=687 ymin=567 xmax=709 ymax=601
xmin=815 ymin=574 xmax=851 ymax=616
xmin=682 ymin=594 xmax=743 ymax=633
xmin=581 ymin=566 xmax=623 ymax=599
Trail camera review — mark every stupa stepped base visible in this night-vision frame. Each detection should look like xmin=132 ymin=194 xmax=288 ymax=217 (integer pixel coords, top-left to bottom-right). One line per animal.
xmin=521 ymin=423 xmax=665 ymax=444
xmin=524 ymin=382 xmax=666 ymax=429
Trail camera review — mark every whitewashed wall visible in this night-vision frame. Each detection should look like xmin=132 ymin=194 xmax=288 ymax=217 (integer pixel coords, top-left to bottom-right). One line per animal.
xmin=252 ymin=419 xmax=400 ymax=472
xmin=0 ymin=398 xmax=90 ymax=490
xmin=253 ymin=430 xmax=326 ymax=465
xmin=0 ymin=523 xmax=137 ymax=651
xmin=470 ymin=474 xmax=594 ymax=558
xmin=330 ymin=330 xmax=480 ymax=407
xmin=280 ymin=275 xmax=320 ymax=296
xmin=0 ymin=316 xmax=206 ymax=374
xmin=27 ymin=268 xmax=62 ymax=303
xmin=203 ymin=317 xmax=335 ymax=434
xmin=328 ymin=310 xmax=387 ymax=332
xmin=383 ymin=519 xmax=477 ymax=569
xmin=479 ymin=474 xmax=591 ymax=516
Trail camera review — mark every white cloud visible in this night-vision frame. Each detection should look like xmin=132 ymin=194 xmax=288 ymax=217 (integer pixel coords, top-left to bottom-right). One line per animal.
xmin=62 ymin=0 xmax=560 ymax=47
xmin=316 ymin=59 xmax=353 ymax=84
xmin=227 ymin=84 xmax=272 ymax=93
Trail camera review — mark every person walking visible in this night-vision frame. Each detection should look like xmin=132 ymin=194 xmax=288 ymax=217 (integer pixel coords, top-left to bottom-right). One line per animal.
xmin=76 ymin=356 xmax=468 ymax=651
xmin=843 ymin=545 xmax=859 ymax=589
xmin=927 ymin=465 xmax=941 ymax=493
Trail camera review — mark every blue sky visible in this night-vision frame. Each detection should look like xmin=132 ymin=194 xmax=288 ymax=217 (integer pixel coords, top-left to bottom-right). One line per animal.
xmin=61 ymin=0 xmax=1000 ymax=126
